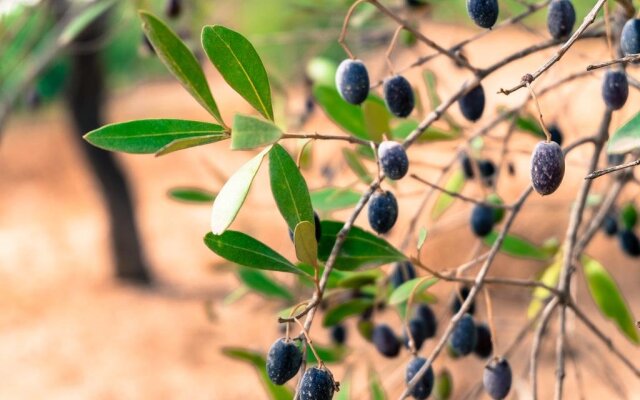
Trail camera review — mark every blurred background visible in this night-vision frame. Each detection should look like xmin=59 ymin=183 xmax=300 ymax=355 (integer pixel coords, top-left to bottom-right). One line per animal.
xmin=1 ymin=0 xmax=639 ymax=398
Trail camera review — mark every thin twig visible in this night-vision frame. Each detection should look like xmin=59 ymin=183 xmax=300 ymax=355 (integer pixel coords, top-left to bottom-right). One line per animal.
xmin=554 ymin=109 xmax=612 ymax=400
xmin=401 ymin=186 xmax=535 ymax=399
xmin=409 ymin=173 xmax=514 ymax=209
xmin=587 ymin=53 xmax=640 ymax=71
xmin=367 ymin=0 xmax=478 ymax=74
xmin=370 ymin=0 xmax=552 ymax=88
xmin=530 ymin=297 xmax=559 ymax=400
xmin=585 ymin=158 xmax=640 ymax=179
xmin=282 ymin=132 xmax=370 ymax=146
xmin=575 ymin=173 xmax=629 ymax=255
xmin=412 ymin=257 xmax=562 ymax=296
xmin=499 ymin=0 xmax=608 ymax=95
xmin=525 ymin=81 xmax=552 ymax=142
xmin=338 ymin=0 xmax=366 ymax=59
xmin=568 ymin=300 xmax=640 ymax=377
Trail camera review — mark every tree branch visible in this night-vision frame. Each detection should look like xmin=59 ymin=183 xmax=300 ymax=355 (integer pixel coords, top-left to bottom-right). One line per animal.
xmin=499 ymin=0 xmax=607 ymax=95
xmin=585 ymin=158 xmax=640 ymax=179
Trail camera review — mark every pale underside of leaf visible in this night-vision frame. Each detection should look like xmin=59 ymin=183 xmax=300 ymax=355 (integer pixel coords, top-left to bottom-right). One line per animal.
xmin=210 ymin=146 xmax=271 ymax=234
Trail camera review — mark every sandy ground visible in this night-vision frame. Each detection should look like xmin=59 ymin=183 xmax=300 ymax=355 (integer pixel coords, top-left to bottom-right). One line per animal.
xmin=1 ymin=22 xmax=640 ymax=399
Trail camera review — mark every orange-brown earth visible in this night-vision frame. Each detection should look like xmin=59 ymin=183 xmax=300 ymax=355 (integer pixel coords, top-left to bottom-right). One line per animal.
xmin=1 ymin=23 xmax=639 ymax=399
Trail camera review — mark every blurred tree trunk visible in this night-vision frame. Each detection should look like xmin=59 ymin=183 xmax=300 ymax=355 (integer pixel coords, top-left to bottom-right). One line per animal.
xmin=53 ymin=0 xmax=152 ymax=285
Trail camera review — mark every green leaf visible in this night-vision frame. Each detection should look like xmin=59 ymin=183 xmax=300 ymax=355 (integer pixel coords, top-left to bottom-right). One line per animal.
xmin=417 ymin=227 xmax=428 ymax=251
xmin=431 ymin=170 xmax=465 ymax=220
xmin=389 ymin=277 xmax=439 ymax=305
xmin=222 ymin=347 xmax=294 ymax=400
xmin=608 ymin=110 xmax=640 ymax=155
xmin=269 ymin=144 xmax=315 ymax=232
xmin=156 ymin=134 xmax=226 ymax=156
xmin=337 ymin=270 xmax=383 ymax=289
xmin=486 ymin=193 xmax=505 ymax=223
xmin=310 ymin=188 xmax=361 ymax=213
xmin=297 ymin=264 xmax=347 ymax=289
xmin=342 ymin=148 xmax=372 ymax=184
xmin=515 ymin=114 xmax=544 ymax=138
xmin=298 ymin=140 xmax=314 ymax=170
xmin=140 ymin=12 xmax=224 ymax=124
xmin=434 ymin=369 xmax=453 ymax=400
xmin=210 ymin=146 xmax=271 ymax=234
xmin=313 ymin=85 xmax=368 ymax=140
xmin=369 ymin=368 xmax=387 ymax=400
xmin=323 ymin=298 xmax=374 ymax=327
xmin=483 ymin=231 xmax=549 ymax=261
xmin=306 ymin=343 xmax=347 ymax=364
xmin=363 ymin=97 xmax=390 ymax=142
xmin=237 ymin=267 xmax=293 ymax=300
xmin=356 ymin=145 xmax=376 ymax=160
xmin=423 ymin=70 xmax=441 ymax=108
xmin=357 ymin=319 xmax=375 ymax=342
xmin=527 ymin=256 xmax=561 ymax=319
xmin=201 ymin=25 xmax=273 ymax=120
xmin=318 ymin=221 xmax=406 ymax=271
xmin=294 ymin=221 xmax=317 ymax=266
xmin=59 ymin=0 xmax=116 ymax=46
xmin=168 ymin=187 xmax=215 ymax=203
xmin=84 ymin=119 xmax=227 ymax=154
xmin=231 ymin=114 xmax=282 ymax=150
xmin=223 ymin=285 xmax=249 ymax=305
xmin=620 ymin=202 xmax=637 ymax=230
xmin=392 ymin=119 xmax=459 ymax=142
xmin=582 ymin=255 xmax=639 ymax=344
xmin=204 ymin=230 xmax=304 ymax=275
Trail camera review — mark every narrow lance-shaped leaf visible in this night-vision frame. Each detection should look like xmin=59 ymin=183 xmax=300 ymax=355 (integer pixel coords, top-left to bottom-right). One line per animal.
xmin=369 ymin=368 xmax=387 ymax=400
xmin=294 ymin=221 xmax=317 ymax=266
xmin=423 ymin=70 xmax=441 ymax=108
xmin=306 ymin=343 xmax=347 ymax=365
xmin=483 ymin=231 xmax=550 ymax=261
xmin=310 ymin=187 xmax=361 ymax=212
xmin=204 ymin=231 xmax=304 ymax=275
xmin=222 ymin=347 xmax=294 ymax=400
xmin=237 ymin=267 xmax=293 ymax=301
xmin=318 ymin=221 xmax=406 ymax=271
xmin=363 ymin=96 xmax=390 ymax=142
xmin=431 ymin=169 xmax=465 ymax=220
xmin=389 ymin=277 xmax=439 ymax=305
xmin=139 ymin=12 xmax=224 ymax=124
xmin=608 ymin=110 xmax=640 ymax=155
xmin=337 ymin=270 xmax=383 ymax=289
xmin=59 ymin=0 xmax=116 ymax=46
xmin=156 ymin=134 xmax=226 ymax=156
xmin=84 ymin=119 xmax=227 ymax=154
xmin=392 ymin=119 xmax=459 ymax=142
xmin=323 ymin=298 xmax=374 ymax=327
xmin=423 ymin=69 xmax=460 ymax=131
xmin=527 ymin=256 xmax=561 ymax=319
xmin=210 ymin=146 xmax=271 ymax=234
xmin=269 ymin=144 xmax=314 ymax=232
xmin=582 ymin=255 xmax=639 ymax=344
xmin=515 ymin=113 xmax=544 ymax=138
xmin=343 ymin=148 xmax=373 ymax=184
xmin=620 ymin=202 xmax=638 ymax=230
xmin=168 ymin=187 xmax=216 ymax=203
xmin=201 ymin=25 xmax=273 ymax=120
xmin=417 ymin=227 xmax=428 ymax=251
xmin=313 ymin=85 xmax=368 ymax=140
xmin=231 ymin=114 xmax=282 ymax=150
xmin=223 ymin=286 xmax=249 ymax=306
